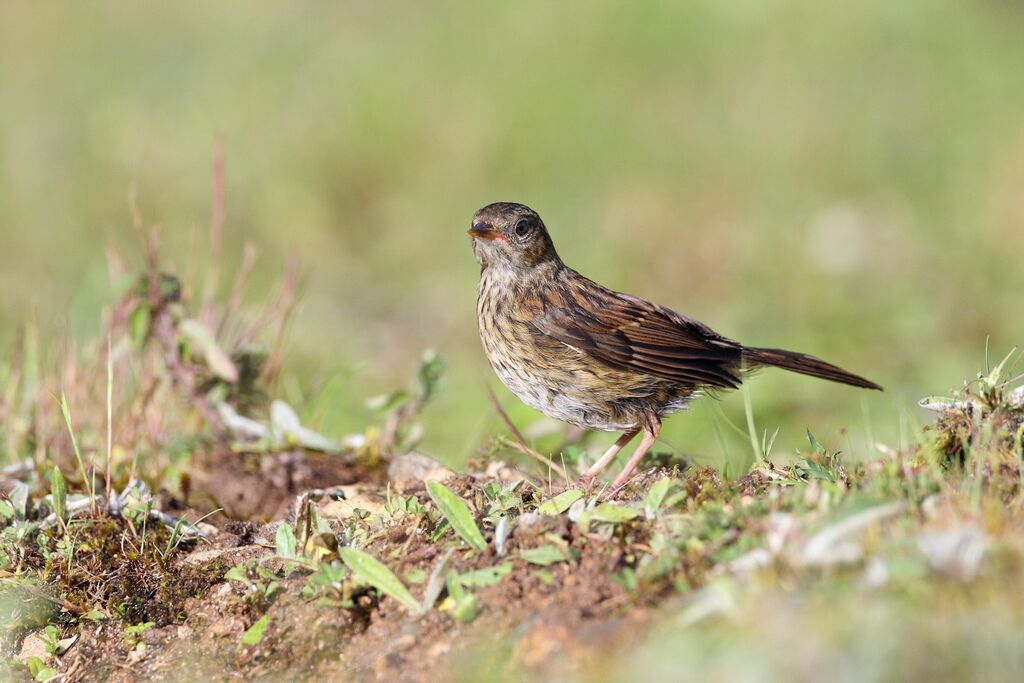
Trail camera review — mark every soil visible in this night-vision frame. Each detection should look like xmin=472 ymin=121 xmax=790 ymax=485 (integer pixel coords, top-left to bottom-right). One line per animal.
xmin=8 ymin=453 xmax=685 ymax=683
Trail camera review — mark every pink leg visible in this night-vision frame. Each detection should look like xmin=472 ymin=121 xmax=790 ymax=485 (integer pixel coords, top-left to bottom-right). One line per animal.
xmin=579 ymin=429 xmax=639 ymax=480
xmin=611 ymin=422 xmax=661 ymax=489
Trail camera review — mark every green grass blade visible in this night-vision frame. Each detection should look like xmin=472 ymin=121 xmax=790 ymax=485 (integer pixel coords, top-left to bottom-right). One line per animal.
xmin=50 ymin=466 xmax=66 ymax=532
xmin=427 ymin=481 xmax=487 ymax=551
xmin=742 ymin=381 xmax=762 ymax=467
xmin=58 ymin=392 xmax=95 ymax=509
xmin=340 ymin=547 xmax=421 ymax=613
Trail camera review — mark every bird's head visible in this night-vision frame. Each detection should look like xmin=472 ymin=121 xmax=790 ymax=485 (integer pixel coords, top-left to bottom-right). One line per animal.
xmin=469 ymin=202 xmax=560 ymax=271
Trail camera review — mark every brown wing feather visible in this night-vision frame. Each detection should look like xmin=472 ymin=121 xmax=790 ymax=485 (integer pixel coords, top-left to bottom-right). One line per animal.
xmin=531 ymin=270 xmax=743 ymax=389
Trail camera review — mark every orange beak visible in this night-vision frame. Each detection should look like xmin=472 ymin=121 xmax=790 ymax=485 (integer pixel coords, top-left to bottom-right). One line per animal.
xmin=468 ymin=224 xmax=505 ymax=241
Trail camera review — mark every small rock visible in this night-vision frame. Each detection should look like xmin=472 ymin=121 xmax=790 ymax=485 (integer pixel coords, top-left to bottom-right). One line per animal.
xmin=213 ymin=583 xmax=236 ymax=599
xmin=918 ymin=525 xmax=987 ymax=580
xmin=428 ymin=640 xmax=451 ymax=659
xmin=388 ymin=453 xmax=453 ymax=485
xmin=17 ymin=631 xmax=51 ymax=665
xmin=182 ymin=547 xmax=240 ymax=566
xmin=375 ymin=652 xmax=406 ymax=681
xmin=726 ymin=548 xmax=773 ymax=574
xmin=320 ymin=485 xmax=388 ymax=519
xmin=517 ymin=513 xmax=543 ymax=529
xmin=391 ymin=633 xmax=417 ymax=652
xmin=483 ymin=460 xmax=522 ymax=484
xmin=861 ymin=557 xmax=889 ymax=588
xmin=209 ymin=617 xmax=239 ymax=638
xmin=142 ymin=626 xmax=167 ymax=645
xmin=795 ymin=502 xmax=905 ymax=567
xmin=516 ymin=623 xmax=572 ymax=669
xmin=765 ymin=513 xmax=800 ymax=556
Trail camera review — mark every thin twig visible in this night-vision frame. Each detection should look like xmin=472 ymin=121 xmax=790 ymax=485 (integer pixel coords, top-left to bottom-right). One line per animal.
xmin=487 ymin=386 xmax=529 ymax=446
xmin=486 ymin=387 xmax=569 ymax=485
xmin=201 ymin=140 xmax=226 ymax=325
xmin=105 ymin=335 xmax=113 ymax=505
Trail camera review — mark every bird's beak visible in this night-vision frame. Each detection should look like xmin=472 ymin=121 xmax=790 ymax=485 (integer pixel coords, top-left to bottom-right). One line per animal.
xmin=468 ymin=224 xmax=505 ymax=241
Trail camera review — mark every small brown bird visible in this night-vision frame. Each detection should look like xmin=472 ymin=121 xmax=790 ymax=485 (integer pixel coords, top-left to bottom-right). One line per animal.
xmin=470 ymin=202 xmax=881 ymax=489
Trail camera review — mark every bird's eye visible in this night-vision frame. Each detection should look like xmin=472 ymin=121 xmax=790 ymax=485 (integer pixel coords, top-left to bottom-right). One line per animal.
xmin=514 ymin=220 xmax=531 ymax=237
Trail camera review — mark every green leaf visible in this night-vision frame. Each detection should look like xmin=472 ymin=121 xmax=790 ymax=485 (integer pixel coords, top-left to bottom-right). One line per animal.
xmin=178 ymin=318 xmax=239 ymax=383
xmin=50 ymin=467 xmax=66 ymax=528
xmin=590 ymin=503 xmax=640 ymax=524
xmin=26 ymin=656 xmax=56 ymax=681
xmin=457 ymin=562 xmax=513 ymax=587
xmin=127 ymin=304 xmax=151 ymax=346
xmin=427 ymin=481 xmax=487 ymax=552
xmin=275 ymin=523 xmax=298 ymax=559
xmin=643 ymin=477 xmax=673 ymax=512
xmin=537 ymin=488 xmax=584 ymax=516
xmin=807 ymin=429 xmax=825 ymax=455
xmin=404 ymin=567 xmax=428 ymax=585
xmin=240 ymin=614 xmax=270 ymax=647
xmin=340 ymin=547 xmax=421 ymax=613
xmin=123 ymin=621 xmax=154 ymax=638
xmin=366 ymin=388 xmax=410 ymax=412
xmin=613 ymin=567 xmax=638 ymax=592
xmin=416 ymin=351 xmax=445 ymax=403
xmin=444 ymin=570 xmax=478 ymax=622
xmin=520 ymin=544 xmax=568 ymax=566
xmin=643 ymin=477 xmax=686 ymax=513
xmin=224 ymin=564 xmax=252 ymax=585
xmin=0 ymin=497 xmax=14 ymax=521
xmin=9 ymin=482 xmax=29 ymax=520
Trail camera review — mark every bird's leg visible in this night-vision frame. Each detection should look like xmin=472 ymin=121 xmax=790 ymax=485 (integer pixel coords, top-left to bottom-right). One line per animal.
xmin=579 ymin=429 xmax=639 ymax=480
xmin=610 ymin=421 xmax=661 ymax=489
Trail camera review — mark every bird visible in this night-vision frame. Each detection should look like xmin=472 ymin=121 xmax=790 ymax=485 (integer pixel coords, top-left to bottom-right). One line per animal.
xmin=469 ymin=201 xmax=882 ymax=490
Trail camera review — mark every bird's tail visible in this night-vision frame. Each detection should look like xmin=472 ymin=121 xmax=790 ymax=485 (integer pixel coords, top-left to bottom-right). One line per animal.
xmin=741 ymin=346 xmax=882 ymax=391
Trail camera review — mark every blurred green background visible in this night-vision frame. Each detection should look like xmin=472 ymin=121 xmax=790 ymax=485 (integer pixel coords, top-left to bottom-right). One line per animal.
xmin=2 ymin=1 xmax=1023 ymax=469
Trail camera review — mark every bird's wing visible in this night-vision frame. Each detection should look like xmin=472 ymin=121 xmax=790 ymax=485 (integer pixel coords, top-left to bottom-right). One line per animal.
xmin=531 ymin=271 xmax=743 ymax=389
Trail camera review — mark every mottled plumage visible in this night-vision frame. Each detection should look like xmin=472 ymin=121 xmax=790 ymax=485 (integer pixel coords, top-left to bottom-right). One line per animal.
xmin=470 ymin=202 xmax=881 ymax=488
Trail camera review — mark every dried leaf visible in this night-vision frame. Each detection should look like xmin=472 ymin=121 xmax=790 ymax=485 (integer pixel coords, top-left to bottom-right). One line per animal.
xmin=179 ymin=318 xmax=239 ymax=383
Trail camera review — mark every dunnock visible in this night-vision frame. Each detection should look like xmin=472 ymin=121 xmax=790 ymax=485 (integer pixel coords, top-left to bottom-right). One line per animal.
xmin=470 ymin=202 xmax=881 ymax=489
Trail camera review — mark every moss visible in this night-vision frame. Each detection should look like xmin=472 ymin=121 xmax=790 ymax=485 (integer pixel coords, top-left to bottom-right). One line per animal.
xmin=156 ymin=558 xmax=230 ymax=622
